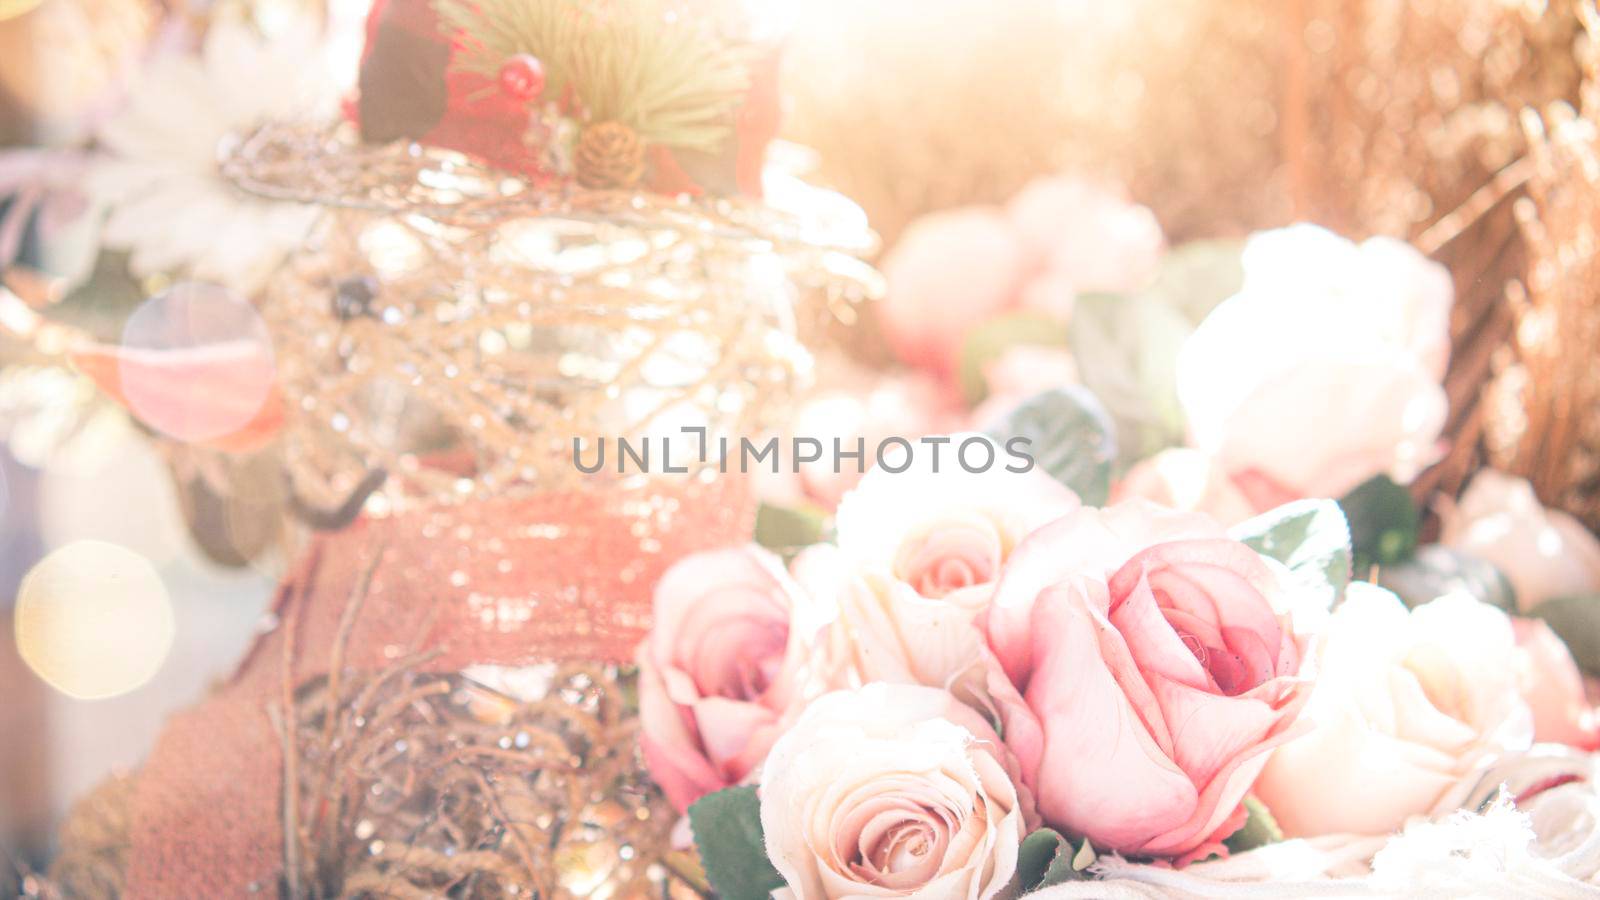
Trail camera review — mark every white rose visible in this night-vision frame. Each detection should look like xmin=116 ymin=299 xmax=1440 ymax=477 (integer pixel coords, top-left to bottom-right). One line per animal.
xmin=1255 ymin=585 xmax=1533 ymax=837
xmin=833 ymin=434 xmax=1079 ymax=604
xmin=1178 ymin=224 xmax=1453 ymax=499
xmin=1441 ymin=469 xmax=1600 ymax=610
xmin=760 ymin=684 xmax=1031 ymax=900
xmin=792 ymin=547 xmax=990 ymax=703
xmin=809 ymin=437 xmax=1078 ymax=698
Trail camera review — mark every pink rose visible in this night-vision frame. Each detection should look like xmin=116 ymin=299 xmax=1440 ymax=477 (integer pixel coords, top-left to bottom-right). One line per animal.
xmin=878 ymin=176 xmax=1164 ymax=377
xmin=1441 ymin=470 xmax=1600 ymax=610
xmin=878 ymin=208 xmax=1028 ymax=373
xmin=984 ymin=502 xmax=1311 ymax=861
xmin=1513 ymin=617 xmax=1600 ymax=750
xmin=1006 ymin=175 xmax=1165 ymax=296
xmin=637 ymin=545 xmax=816 ymax=811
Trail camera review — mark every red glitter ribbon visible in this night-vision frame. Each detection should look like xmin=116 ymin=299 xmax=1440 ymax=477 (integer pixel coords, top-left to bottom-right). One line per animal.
xmin=124 ymin=475 xmax=755 ymax=896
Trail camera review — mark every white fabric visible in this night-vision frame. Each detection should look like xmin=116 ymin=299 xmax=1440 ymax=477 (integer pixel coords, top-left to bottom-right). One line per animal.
xmin=1028 ymin=747 xmax=1600 ymax=899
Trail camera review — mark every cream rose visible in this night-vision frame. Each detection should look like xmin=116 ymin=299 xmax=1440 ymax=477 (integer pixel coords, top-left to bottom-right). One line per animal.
xmin=1254 ymin=585 xmax=1533 ymax=837
xmin=1441 ymin=469 xmax=1600 ymax=610
xmin=759 ymin=683 xmax=1031 ymax=900
xmin=793 ymin=546 xmax=992 ymax=704
xmin=809 ymin=439 xmax=1078 ymax=697
xmin=833 ymin=434 xmax=1079 ymax=604
xmin=1177 ymin=224 xmax=1452 ymax=500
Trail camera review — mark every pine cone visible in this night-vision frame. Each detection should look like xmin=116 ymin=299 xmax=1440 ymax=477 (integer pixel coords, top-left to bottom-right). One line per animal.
xmin=576 ymin=121 xmax=645 ymax=189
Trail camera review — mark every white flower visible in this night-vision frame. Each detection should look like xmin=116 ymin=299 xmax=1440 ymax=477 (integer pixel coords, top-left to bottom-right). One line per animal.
xmin=792 ymin=545 xmax=992 ymax=702
xmin=832 ymin=433 xmax=1078 ymax=605
xmin=1255 ymin=585 xmax=1532 ymax=838
xmin=1178 ymin=224 xmax=1453 ymax=499
xmin=90 ymin=20 xmax=344 ymax=293
xmin=799 ymin=436 xmax=1077 ymax=699
xmin=759 ymin=684 xmax=1030 ymax=900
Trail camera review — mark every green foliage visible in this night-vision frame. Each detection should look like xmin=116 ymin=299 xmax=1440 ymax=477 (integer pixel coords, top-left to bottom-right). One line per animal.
xmin=984 ymin=386 xmax=1117 ymax=505
xmin=1377 ymin=545 xmax=1517 ymax=612
xmin=687 ymin=786 xmax=785 ymax=900
xmin=1232 ymin=499 xmax=1353 ymax=609
xmin=434 ymin=0 xmax=751 ymax=151
xmin=1062 ymin=242 xmax=1244 ymax=466
xmin=1012 ymin=829 xmax=1091 ymax=895
xmin=1140 ymin=239 xmax=1245 ymax=326
xmin=753 ymin=502 xmax=829 ymax=559
xmin=1224 ymin=796 xmax=1284 ymax=854
xmin=1068 ymin=292 xmax=1192 ymax=464
xmin=1338 ymin=474 xmax=1420 ymax=573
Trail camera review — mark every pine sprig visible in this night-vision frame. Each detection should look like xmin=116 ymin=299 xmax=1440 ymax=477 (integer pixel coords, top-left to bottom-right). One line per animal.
xmin=434 ymin=0 xmax=752 ymax=153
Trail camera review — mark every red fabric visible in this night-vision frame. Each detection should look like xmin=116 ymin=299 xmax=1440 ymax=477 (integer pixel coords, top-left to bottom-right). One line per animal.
xmin=423 ymin=67 xmax=548 ymax=182
xmin=734 ymin=47 xmax=783 ymax=199
xmin=124 ymin=477 xmax=756 ymax=896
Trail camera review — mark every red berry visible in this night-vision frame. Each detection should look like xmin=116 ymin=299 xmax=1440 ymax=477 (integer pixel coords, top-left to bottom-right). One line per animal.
xmin=497 ymin=54 xmax=546 ymax=101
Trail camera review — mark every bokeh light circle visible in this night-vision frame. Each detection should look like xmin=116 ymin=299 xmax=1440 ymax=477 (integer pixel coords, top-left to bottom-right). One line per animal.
xmin=14 ymin=540 xmax=176 ymax=700
xmin=118 ymin=282 xmax=277 ymax=443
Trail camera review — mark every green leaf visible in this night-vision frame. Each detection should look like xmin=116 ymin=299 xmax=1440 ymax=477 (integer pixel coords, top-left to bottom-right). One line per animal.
xmin=1068 ymin=292 xmax=1192 ymax=464
xmin=753 ymin=502 xmax=828 ymax=557
xmin=957 ymin=312 xmax=1071 ymax=405
xmin=983 ymin=386 xmax=1116 ymax=505
xmin=1338 ymin=475 xmax=1420 ymax=573
xmin=1231 ymin=499 xmax=1353 ymax=609
xmin=1012 ymin=829 xmax=1088 ymax=894
xmin=1376 ymin=545 xmax=1517 ymax=613
xmin=687 ymin=786 xmax=785 ymax=900
xmin=1531 ymin=595 xmax=1600 ymax=675
xmin=1141 ymin=239 xmax=1246 ymax=326
xmin=1224 ymin=795 xmax=1284 ymax=854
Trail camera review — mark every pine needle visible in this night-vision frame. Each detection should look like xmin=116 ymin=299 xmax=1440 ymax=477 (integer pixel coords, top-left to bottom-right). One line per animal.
xmin=434 ymin=0 xmax=751 ymax=153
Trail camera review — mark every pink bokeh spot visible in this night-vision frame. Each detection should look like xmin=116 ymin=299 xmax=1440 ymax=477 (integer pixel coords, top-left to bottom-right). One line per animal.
xmin=116 ymin=283 xmax=278 ymax=445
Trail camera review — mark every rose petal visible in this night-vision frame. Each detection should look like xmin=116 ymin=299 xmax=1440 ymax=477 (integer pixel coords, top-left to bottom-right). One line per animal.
xmin=1108 ymin=570 xmax=1212 ymax=691
xmin=1146 ymin=674 xmax=1287 ymax=789
xmin=1017 ymin=586 xmax=1195 ymax=852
